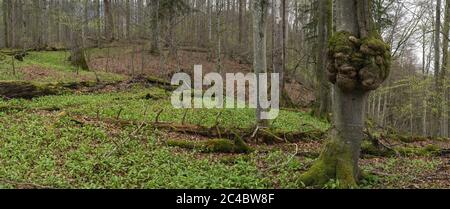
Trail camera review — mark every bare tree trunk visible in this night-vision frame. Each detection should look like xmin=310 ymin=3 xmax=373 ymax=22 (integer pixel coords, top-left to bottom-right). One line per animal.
xmin=238 ymin=0 xmax=244 ymax=47
xmin=216 ymin=0 xmax=223 ymax=73
xmin=126 ymin=0 xmax=131 ymax=40
xmin=314 ymin=0 xmax=332 ymax=117
xmin=440 ymin=0 xmax=450 ymax=137
xmin=3 ymin=0 xmax=10 ymax=48
xmin=150 ymin=0 xmax=160 ymax=54
xmin=137 ymin=0 xmax=144 ymax=38
xmin=208 ymin=0 xmax=212 ymax=42
xmin=96 ymin=0 xmax=101 ymax=46
xmin=83 ymin=0 xmax=88 ymax=47
xmin=10 ymin=0 xmax=15 ymax=48
xmin=104 ymin=0 xmax=114 ymax=42
xmin=252 ymin=0 xmax=270 ymax=127
xmin=433 ymin=0 xmax=442 ymax=137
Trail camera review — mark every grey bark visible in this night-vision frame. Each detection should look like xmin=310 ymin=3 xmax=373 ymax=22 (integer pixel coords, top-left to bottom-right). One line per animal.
xmin=433 ymin=0 xmax=442 ymax=137
xmin=104 ymin=0 xmax=114 ymax=42
xmin=252 ymin=0 xmax=269 ymax=126
xmin=315 ymin=0 xmax=332 ymax=117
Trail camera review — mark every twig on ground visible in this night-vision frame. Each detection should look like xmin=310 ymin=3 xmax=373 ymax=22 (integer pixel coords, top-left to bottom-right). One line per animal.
xmin=155 ymin=109 xmax=164 ymax=123
xmin=116 ymin=108 xmax=123 ymax=120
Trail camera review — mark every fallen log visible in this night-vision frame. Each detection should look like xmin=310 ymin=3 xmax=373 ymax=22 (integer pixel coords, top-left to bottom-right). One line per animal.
xmin=71 ymin=116 xmax=326 ymax=143
xmin=0 ymin=81 xmax=66 ymax=99
xmin=0 ymin=81 xmax=109 ymax=99
xmin=150 ymin=122 xmax=324 ymax=143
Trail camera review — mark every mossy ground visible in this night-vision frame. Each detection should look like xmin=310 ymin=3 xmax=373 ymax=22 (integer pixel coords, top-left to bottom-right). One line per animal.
xmin=0 ymin=50 xmax=449 ymax=189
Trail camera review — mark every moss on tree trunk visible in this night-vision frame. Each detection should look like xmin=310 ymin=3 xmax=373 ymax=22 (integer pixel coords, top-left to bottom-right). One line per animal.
xmin=300 ymin=0 xmax=391 ymax=188
xmin=300 ymin=88 xmax=367 ymax=188
xmin=299 ymin=138 xmax=357 ymax=188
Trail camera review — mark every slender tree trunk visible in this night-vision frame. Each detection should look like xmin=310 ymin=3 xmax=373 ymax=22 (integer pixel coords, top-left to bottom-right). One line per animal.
xmin=104 ymin=0 xmax=114 ymax=42
xmin=3 ymin=0 xmax=10 ymax=48
xmin=126 ymin=0 xmax=131 ymax=40
xmin=314 ymin=0 xmax=332 ymax=118
xmin=440 ymin=0 xmax=450 ymax=137
xmin=273 ymin=0 xmax=289 ymax=106
xmin=137 ymin=0 xmax=144 ymax=38
xmin=150 ymin=0 xmax=160 ymax=54
xmin=433 ymin=0 xmax=442 ymax=137
xmin=83 ymin=0 xmax=89 ymax=47
xmin=96 ymin=0 xmax=101 ymax=46
xmin=208 ymin=0 xmax=212 ymax=42
xmin=216 ymin=0 xmax=223 ymax=73
xmin=252 ymin=0 xmax=270 ymax=127
xmin=10 ymin=0 xmax=15 ymax=48
xmin=239 ymin=0 xmax=244 ymax=47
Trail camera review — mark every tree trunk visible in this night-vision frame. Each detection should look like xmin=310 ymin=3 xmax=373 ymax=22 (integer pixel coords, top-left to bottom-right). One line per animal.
xmin=3 ymin=0 xmax=10 ymax=48
xmin=216 ymin=0 xmax=223 ymax=73
xmin=70 ymin=28 xmax=89 ymax=71
xmin=126 ymin=0 xmax=131 ymax=40
xmin=433 ymin=0 xmax=442 ymax=137
xmin=83 ymin=0 xmax=89 ymax=47
xmin=252 ymin=0 xmax=270 ymax=127
xmin=150 ymin=0 xmax=160 ymax=54
xmin=96 ymin=0 xmax=101 ymax=46
xmin=104 ymin=0 xmax=114 ymax=42
xmin=137 ymin=0 xmax=144 ymax=38
xmin=314 ymin=0 xmax=332 ymax=118
xmin=300 ymin=0 xmax=391 ymax=188
xmin=440 ymin=0 xmax=450 ymax=137
xmin=10 ymin=0 xmax=15 ymax=48
xmin=238 ymin=0 xmax=244 ymax=47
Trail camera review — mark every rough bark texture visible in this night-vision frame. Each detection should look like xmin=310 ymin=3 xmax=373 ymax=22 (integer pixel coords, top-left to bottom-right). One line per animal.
xmin=300 ymin=0 xmax=391 ymax=188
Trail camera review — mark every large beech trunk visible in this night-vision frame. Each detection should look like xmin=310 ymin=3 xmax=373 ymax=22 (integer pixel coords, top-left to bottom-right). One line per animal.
xmin=300 ymin=0 xmax=388 ymax=188
xmin=332 ymin=88 xmax=368 ymax=176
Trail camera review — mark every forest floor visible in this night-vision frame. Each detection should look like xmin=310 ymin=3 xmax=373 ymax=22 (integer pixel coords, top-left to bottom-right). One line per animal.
xmin=0 ymin=45 xmax=449 ymax=189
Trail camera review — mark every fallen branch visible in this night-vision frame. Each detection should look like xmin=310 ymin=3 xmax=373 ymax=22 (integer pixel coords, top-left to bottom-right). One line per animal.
xmin=0 ymin=81 xmax=116 ymax=99
xmin=71 ymin=115 xmax=325 ymax=144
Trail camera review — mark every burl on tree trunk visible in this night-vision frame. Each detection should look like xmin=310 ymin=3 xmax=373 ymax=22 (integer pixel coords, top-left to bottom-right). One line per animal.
xmin=300 ymin=4 xmax=391 ymax=187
